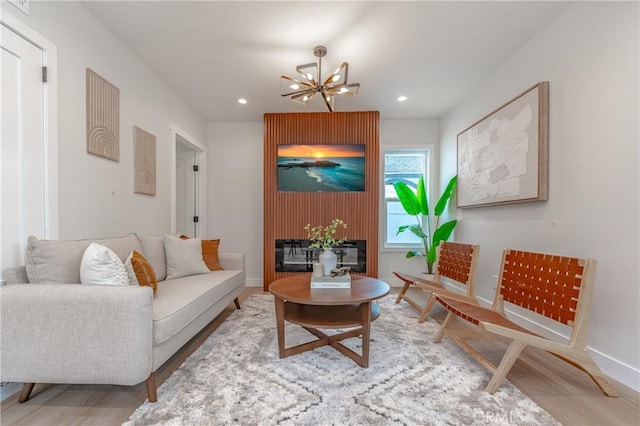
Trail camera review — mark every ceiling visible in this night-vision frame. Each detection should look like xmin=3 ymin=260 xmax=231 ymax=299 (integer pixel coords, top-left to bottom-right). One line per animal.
xmin=82 ymin=1 xmax=569 ymax=122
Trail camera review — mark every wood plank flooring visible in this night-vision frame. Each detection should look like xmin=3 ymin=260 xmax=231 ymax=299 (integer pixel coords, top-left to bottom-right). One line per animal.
xmin=1 ymin=288 xmax=638 ymax=426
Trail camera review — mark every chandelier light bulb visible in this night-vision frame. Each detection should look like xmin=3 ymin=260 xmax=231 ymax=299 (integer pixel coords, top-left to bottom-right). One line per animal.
xmin=332 ymin=75 xmax=341 ymax=82
xmin=306 ymin=73 xmax=313 ymax=81
xmin=303 ymin=95 xmax=309 ymax=102
xmin=340 ymin=87 xmax=348 ymax=93
xmin=290 ymin=84 xmax=299 ymax=90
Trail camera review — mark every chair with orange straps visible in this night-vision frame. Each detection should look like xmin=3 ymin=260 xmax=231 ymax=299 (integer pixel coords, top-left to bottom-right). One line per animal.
xmin=394 ymin=241 xmax=479 ymax=323
xmin=433 ymin=249 xmax=617 ymax=397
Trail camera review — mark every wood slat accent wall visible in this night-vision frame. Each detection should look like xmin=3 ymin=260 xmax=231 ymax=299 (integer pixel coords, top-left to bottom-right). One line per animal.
xmin=263 ymin=111 xmax=380 ymax=290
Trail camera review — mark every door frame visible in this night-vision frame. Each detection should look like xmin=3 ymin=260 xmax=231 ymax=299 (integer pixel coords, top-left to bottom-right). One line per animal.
xmin=1 ymin=11 xmax=59 ymax=239
xmin=169 ymin=124 xmax=207 ymax=236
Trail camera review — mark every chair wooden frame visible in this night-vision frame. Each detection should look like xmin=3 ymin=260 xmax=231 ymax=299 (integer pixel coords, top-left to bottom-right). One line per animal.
xmin=394 ymin=241 xmax=479 ymax=323
xmin=433 ymin=249 xmax=617 ymax=397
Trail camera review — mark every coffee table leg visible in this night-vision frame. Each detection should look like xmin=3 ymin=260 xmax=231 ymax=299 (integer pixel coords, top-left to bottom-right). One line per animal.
xmin=275 ymin=297 xmax=286 ymax=358
xmin=360 ymin=301 xmax=372 ymax=368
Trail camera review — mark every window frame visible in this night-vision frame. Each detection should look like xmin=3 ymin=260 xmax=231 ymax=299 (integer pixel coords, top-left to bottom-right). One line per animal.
xmin=380 ymin=145 xmax=435 ymax=251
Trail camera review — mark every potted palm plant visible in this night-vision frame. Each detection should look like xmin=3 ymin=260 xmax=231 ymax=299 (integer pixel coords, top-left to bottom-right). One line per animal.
xmin=393 ymin=175 xmax=457 ymax=275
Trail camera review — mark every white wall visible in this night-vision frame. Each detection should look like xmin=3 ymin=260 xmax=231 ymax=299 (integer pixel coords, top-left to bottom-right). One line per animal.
xmin=2 ymin=2 xmax=207 ymax=239
xmin=440 ymin=2 xmax=639 ymax=391
xmin=378 ymin=119 xmax=441 ymax=283
xmin=207 ymin=122 xmax=263 ymax=287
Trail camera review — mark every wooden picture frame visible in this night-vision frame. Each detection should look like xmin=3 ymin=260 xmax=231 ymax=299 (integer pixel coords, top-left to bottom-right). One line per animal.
xmin=457 ymin=82 xmax=549 ymax=208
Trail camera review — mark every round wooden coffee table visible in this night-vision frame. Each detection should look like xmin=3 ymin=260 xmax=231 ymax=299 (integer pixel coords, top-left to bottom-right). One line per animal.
xmin=269 ymin=274 xmax=390 ymax=367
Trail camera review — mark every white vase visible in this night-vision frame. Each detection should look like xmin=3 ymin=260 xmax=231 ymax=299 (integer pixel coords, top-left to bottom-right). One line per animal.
xmin=319 ymin=248 xmax=337 ymax=276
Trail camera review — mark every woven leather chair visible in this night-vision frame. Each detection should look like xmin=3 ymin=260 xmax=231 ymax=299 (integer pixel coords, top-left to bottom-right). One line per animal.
xmin=394 ymin=241 xmax=479 ymax=323
xmin=433 ymin=249 xmax=617 ymax=397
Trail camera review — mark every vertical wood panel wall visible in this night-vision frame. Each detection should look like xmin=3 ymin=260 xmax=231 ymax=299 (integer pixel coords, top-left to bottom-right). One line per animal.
xmin=263 ymin=111 xmax=380 ymax=290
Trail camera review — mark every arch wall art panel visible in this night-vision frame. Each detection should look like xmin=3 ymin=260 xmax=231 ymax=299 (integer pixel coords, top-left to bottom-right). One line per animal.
xmin=86 ymin=68 xmax=119 ymax=161
xmin=133 ymin=126 xmax=156 ymax=196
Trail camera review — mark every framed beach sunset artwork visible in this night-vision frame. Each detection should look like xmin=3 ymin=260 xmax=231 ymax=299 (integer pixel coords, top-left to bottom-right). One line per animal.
xmin=277 ymin=144 xmax=365 ymax=192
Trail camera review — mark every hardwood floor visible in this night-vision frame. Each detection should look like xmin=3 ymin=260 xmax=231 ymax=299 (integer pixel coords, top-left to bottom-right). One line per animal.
xmin=1 ymin=288 xmax=638 ymax=426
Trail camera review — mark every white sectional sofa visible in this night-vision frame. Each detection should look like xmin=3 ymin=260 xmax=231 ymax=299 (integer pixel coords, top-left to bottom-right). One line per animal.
xmin=0 ymin=233 xmax=245 ymax=403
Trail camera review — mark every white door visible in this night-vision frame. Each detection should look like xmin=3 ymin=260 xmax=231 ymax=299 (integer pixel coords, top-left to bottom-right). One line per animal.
xmin=1 ymin=24 xmax=46 ymax=279
xmin=175 ymin=142 xmax=198 ymax=237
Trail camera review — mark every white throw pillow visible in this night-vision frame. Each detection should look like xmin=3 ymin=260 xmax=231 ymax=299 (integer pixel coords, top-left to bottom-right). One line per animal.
xmin=164 ymin=234 xmax=210 ymax=280
xmin=80 ymin=242 xmax=129 ymax=286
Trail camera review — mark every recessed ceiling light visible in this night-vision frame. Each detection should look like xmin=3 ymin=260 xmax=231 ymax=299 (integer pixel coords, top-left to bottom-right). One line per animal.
xmin=397 ymin=96 xmax=407 ymax=102
xmin=238 ymin=98 xmax=247 ymax=104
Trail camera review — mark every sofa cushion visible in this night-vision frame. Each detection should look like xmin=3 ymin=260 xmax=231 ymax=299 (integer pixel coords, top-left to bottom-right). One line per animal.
xmin=135 ymin=234 xmax=167 ymax=281
xmin=124 ymin=250 xmax=158 ymax=295
xmin=25 ymin=234 xmax=142 ymax=284
xmin=80 ymin=243 xmax=129 ymax=286
xmin=164 ymin=234 xmax=209 ymax=280
xmin=152 ymin=270 xmax=244 ymax=344
xmin=179 ymin=235 xmax=223 ymax=271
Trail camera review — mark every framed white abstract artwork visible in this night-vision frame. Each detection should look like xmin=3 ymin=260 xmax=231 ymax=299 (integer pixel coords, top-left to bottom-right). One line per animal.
xmin=457 ymin=82 xmax=549 ymax=208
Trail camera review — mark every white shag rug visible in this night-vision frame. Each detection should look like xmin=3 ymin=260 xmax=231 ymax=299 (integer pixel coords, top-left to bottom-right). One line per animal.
xmin=124 ymin=294 xmax=559 ymax=426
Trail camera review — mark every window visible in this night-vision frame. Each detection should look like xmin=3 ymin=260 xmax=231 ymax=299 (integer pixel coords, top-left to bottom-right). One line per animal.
xmin=382 ymin=148 xmax=431 ymax=248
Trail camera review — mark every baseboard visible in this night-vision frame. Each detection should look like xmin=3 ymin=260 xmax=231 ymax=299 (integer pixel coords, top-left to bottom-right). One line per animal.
xmin=246 ymin=278 xmax=263 ymax=288
xmin=474 ymin=295 xmax=640 ymax=393
xmin=0 ymin=382 xmax=20 ymax=402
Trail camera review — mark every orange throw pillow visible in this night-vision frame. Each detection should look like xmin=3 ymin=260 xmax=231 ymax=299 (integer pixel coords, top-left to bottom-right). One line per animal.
xmin=202 ymin=239 xmax=222 ymax=271
xmin=130 ymin=250 xmax=158 ymax=295
xmin=180 ymin=235 xmax=223 ymax=271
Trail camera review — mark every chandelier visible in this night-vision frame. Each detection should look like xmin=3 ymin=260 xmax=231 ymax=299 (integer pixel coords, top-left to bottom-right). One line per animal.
xmin=280 ymin=46 xmax=360 ymax=112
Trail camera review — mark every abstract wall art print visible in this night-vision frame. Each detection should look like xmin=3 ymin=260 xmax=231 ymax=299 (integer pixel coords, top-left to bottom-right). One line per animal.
xmin=457 ymin=82 xmax=549 ymax=208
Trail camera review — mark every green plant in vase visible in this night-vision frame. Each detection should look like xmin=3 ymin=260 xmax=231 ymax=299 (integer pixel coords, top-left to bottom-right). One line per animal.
xmin=304 ymin=218 xmax=348 ymax=248
xmin=393 ymin=175 xmax=457 ymax=275
xmin=305 ymin=218 xmax=348 ymax=275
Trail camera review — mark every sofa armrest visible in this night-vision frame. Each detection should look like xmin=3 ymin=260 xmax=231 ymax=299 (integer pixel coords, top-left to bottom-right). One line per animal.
xmin=0 ymin=284 xmax=154 ymax=386
xmin=219 ymin=252 xmax=245 ymax=271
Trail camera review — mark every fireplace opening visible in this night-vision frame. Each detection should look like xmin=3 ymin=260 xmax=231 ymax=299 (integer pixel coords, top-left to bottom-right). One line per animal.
xmin=275 ymin=239 xmax=366 ymax=273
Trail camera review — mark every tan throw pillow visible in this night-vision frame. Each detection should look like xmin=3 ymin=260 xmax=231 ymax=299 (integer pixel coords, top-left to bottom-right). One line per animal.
xmin=180 ymin=235 xmax=223 ymax=271
xmin=125 ymin=250 xmax=157 ymax=295
xmin=202 ymin=239 xmax=223 ymax=271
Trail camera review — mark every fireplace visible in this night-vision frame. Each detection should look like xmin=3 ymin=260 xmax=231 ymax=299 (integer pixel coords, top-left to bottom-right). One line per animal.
xmin=275 ymin=239 xmax=366 ymax=273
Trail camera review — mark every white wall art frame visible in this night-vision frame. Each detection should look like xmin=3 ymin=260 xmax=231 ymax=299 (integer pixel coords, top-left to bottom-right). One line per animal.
xmin=457 ymin=82 xmax=549 ymax=208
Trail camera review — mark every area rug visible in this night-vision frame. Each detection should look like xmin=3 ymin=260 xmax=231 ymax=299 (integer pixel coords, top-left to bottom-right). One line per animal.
xmin=124 ymin=294 xmax=559 ymax=426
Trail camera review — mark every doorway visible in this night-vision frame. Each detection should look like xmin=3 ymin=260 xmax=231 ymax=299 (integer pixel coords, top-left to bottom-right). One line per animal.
xmin=0 ymin=14 xmax=58 ymax=282
xmin=170 ymin=125 xmax=207 ymax=237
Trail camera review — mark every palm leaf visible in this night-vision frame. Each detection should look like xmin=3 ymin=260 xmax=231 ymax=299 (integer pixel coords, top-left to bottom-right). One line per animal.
xmin=406 ymin=250 xmax=424 ymax=259
xmin=434 ymin=176 xmax=457 ymax=216
xmin=425 ymin=219 xmax=457 ymax=263
xmin=393 ymin=181 xmax=421 ymax=216
xmin=416 ymin=176 xmax=429 ymax=216
xmin=408 ymin=224 xmax=427 ymax=239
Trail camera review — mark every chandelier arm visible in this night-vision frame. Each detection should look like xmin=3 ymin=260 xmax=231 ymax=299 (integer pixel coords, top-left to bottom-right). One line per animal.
xmin=280 ymin=87 xmax=316 ymax=97
xmin=321 ymin=92 xmax=334 ymax=112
